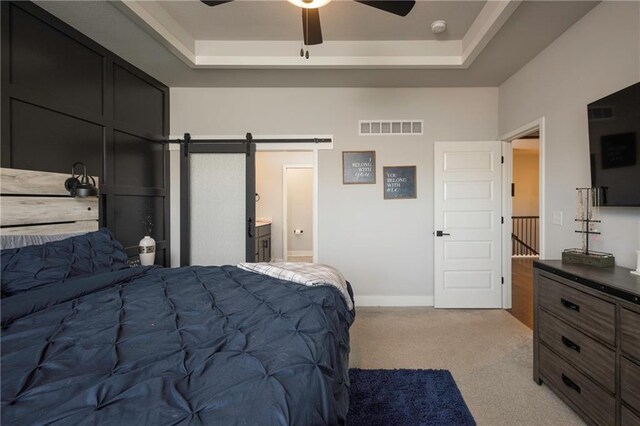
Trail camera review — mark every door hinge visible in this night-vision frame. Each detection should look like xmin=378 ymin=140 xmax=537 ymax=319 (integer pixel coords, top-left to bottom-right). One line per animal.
xmin=501 ymin=216 xmax=504 ymax=224
xmin=501 ymin=155 xmax=504 ymax=164
xmin=501 ymin=277 xmax=504 ymax=285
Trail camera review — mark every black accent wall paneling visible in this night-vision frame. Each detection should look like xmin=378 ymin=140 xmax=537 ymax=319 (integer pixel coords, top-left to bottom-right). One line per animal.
xmin=10 ymin=99 xmax=104 ymax=175
xmin=9 ymin=5 xmax=104 ymax=115
xmin=113 ymin=131 xmax=165 ymax=188
xmin=1 ymin=1 xmax=170 ymax=266
xmin=113 ymin=65 xmax=164 ymax=135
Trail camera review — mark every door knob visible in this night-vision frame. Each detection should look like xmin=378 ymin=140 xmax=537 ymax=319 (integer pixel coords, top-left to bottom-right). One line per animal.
xmin=435 ymin=230 xmax=450 ymax=237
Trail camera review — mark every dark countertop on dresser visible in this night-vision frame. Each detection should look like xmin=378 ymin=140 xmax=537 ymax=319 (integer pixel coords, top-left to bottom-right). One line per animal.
xmin=534 ymin=259 xmax=640 ymax=305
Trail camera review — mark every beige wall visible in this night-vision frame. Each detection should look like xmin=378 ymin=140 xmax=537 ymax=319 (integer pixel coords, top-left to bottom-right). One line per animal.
xmin=286 ymin=168 xmax=313 ymax=255
xmin=499 ymin=1 xmax=640 ymax=268
xmin=170 ymin=87 xmax=499 ymax=302
xmin=512 ymin=149 xmax=539 ymax=217
xmin=255 ymin=151 xmax=314 ymax=261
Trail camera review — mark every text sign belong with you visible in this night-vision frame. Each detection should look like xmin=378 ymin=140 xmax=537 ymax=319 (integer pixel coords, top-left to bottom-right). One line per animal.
xmin=343 ymin=151 xmax=376 ymax=184
xmin=384 ymin=166 xmax=417 ymax=199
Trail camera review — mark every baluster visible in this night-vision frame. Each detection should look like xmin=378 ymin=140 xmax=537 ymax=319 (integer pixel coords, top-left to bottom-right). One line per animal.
xmin=528 ymin=217 xmax=531 ymax=255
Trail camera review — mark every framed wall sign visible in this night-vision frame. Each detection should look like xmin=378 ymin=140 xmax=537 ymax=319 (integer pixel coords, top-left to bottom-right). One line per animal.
xmin=383 ymin=166 xmax=417 ymax=199
xmin=343 ymin=151 xmax=376 ymax=184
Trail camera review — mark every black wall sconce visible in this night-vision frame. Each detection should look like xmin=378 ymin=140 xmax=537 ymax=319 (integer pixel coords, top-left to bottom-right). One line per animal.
xmin=64 ymin=162 xmax=98 ymax=197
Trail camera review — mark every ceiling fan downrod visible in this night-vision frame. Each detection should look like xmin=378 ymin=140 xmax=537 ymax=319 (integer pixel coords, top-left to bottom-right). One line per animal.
xmin=303 ymin=9 xmax=310 ymax=59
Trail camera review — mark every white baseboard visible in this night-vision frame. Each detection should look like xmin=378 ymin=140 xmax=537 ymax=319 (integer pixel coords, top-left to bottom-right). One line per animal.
xmin=288 ymin=250 xmax=313 ymax=257
xmin=355 ymin=295 xmax=434 ymax=307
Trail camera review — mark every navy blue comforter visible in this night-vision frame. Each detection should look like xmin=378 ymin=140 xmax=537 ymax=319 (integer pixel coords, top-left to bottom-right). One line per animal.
xmin=1 ymin=266 xmax=354 ymax=425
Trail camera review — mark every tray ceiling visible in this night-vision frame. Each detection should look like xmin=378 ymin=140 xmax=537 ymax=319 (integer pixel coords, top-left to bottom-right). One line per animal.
xmin=158 ymin=0 xmax=486 ymax=41
xmin=115 ymin=0 xmax=523 ymax=68
xmin=34 ymin=0 xmax=600 ymax=86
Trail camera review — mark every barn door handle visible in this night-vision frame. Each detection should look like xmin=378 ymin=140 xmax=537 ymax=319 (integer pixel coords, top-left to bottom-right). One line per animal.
xmin=435 ymin=231 xmax=450 ymax=237
xmin=248 ymin=217 xmax=254 ymax=238
xmin=561 ymin=298 xmax=580 ymax=312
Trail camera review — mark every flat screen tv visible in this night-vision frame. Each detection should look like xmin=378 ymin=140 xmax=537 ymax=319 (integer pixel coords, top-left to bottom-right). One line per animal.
xmin=588 ymin=81 xmax=640 ymax=206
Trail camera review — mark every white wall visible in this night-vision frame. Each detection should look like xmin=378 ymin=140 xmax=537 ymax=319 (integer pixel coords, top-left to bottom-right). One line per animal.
xmin=286 ymin=168 xmax=313 ymax=255
xmin=256 ymin=151 xmax=314 ymax=261
xmin=171 ymin=87 xmax=498 ymax=304
xmin=499 ymin=1 xmax=640 ymax=268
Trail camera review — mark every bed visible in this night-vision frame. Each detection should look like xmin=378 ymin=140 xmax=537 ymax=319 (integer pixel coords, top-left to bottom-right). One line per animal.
xmin=0 ymin=169 xmax=355 ymax=425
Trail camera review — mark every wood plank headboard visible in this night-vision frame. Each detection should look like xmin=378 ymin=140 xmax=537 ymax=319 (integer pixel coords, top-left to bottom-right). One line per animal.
xmin=0 ymin=168 xmax=99 ymax=235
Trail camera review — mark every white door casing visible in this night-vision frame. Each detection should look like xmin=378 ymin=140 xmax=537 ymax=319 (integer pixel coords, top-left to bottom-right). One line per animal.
xmin=434 ymin=141 xmax=503 ymax=308
xmin=257 ymin=139 xmax=330 ymax=263
xmin=501 ymin=117 xmax=546 ymax=310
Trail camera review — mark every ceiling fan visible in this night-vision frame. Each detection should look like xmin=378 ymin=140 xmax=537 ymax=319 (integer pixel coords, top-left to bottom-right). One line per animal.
xmin=201 ymin=0 xmax=416 ymax=47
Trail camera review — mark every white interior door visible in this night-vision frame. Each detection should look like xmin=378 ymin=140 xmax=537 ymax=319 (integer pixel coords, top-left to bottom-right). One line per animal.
xmin=434 ymin=141 xmax=503 ymax=308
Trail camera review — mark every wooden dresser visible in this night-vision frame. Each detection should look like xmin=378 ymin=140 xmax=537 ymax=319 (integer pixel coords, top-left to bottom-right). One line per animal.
xmin=533 ymin=260 xmax=640 ymax=426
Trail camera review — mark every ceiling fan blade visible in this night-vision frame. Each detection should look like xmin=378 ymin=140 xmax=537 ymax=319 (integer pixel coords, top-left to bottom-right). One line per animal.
xmin=200 ymin=0 xmax=234 ymax=7
xmin=354 ymin=0 xmax=415 ymax=17
xmin=302 ymin=8 xmax=323 ymax=46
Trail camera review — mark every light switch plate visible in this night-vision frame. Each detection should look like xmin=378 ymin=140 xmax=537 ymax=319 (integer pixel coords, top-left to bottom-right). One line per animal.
xmin=552 ymin=211 xmax=563 ymax=226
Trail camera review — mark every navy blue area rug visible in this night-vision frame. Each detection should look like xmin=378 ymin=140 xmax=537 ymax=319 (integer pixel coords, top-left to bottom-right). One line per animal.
xmin=347 ymin=369 xmax=476 ymax=426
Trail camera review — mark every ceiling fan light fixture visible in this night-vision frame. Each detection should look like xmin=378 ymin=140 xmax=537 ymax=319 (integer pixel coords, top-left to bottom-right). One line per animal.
xmin=288 ymin=0 xmax=332 ymax=9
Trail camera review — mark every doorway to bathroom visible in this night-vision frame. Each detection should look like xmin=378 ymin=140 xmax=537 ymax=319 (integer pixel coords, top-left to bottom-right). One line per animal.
xmin=255 ymin=151 xmax=315 ymax=263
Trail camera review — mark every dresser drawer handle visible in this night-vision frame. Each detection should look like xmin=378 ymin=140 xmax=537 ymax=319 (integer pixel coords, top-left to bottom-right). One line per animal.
xmin=561 ymin=298 xmax=580 ymax=312
xmin=561 ymin=374 xmax=581 ymax=394
xmin=561 ymin=336 xmax=581 ymax=353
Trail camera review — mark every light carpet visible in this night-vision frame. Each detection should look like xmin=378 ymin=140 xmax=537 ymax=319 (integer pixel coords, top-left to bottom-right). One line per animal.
xmin=349 ymin=307 xmax=585 ymax=425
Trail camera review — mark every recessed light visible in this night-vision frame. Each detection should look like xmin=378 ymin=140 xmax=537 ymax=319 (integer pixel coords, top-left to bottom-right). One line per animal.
xmin=431 ymin=20 xmax=447 ymax=34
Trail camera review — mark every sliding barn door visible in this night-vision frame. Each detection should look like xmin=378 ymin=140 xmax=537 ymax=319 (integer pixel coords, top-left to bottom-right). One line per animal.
xmin=181 ymin=141 xmax=256 ymax=266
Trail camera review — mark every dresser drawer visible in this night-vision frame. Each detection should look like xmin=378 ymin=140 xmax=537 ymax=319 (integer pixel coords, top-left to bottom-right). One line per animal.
xmin=539 ymin=343 xmax=615 ymax=426
xmin=622 ymin=307 xmax=640 ymax=362
xmin=538 ymin=308 xmax=615 ymax=392
xmin=622 ymin=357 xmax=640 ymax=413
xmin=538 ymin=274 xmax=616 ymax=346
xmin=622 ymin=405 xmax=640 ymax=426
